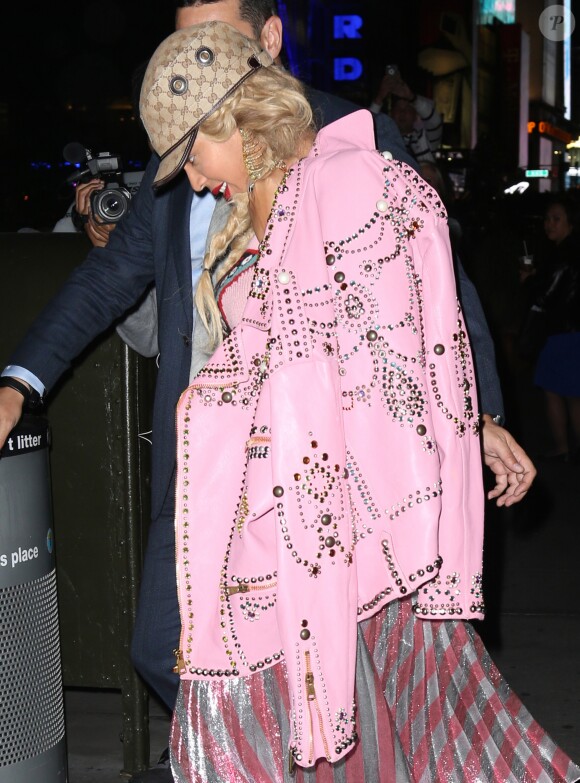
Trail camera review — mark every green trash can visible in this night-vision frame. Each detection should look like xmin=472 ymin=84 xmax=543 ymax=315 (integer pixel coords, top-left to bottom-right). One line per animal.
xmin=0 ymin=414 xmax=68 ymax=782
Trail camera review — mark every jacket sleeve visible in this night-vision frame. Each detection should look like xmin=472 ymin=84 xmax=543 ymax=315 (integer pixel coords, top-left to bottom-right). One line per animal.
xmin=412 ymin=213 xmax=485 ymax=618
xmin=455 ymin=257 xmax=504 ymax=418
xmin=8 ymin=156 xmax=160 ymax=391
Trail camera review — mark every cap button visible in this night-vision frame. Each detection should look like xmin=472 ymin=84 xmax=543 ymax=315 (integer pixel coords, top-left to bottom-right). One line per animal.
xmin=195 ymin=46 xmax=215 ymax=66
xmin=169 ymin=76 xmax=188 ymax=95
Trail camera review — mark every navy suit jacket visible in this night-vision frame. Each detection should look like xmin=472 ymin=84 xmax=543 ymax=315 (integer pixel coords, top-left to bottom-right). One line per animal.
xmin=9 ymin=93 xmax=502 ymax=521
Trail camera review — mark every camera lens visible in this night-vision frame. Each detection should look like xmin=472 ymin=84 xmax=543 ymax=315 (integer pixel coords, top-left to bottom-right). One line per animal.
xmin=91 ymin=186 xmax=131 ymax=223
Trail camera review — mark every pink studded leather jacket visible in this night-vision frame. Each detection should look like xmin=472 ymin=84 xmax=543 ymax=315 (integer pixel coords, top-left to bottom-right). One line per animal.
xmin=174 ymin=111 xmax=484 ymax=769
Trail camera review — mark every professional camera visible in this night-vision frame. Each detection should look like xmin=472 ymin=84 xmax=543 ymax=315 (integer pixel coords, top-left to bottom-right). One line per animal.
xmin=85 ymin=150 xmax=142 ymax=223
xmin=64 ymin=143 xmax=143 ymax=224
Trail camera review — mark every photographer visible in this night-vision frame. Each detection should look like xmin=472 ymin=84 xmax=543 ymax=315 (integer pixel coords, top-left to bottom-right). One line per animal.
xmin=55 ymin=59 xmax=151 ymax=247
xmin=53 ymin=178 xmax=117 ymax=246
xmin=53 ymin=149 xmax=136 ymax=246
xmin=53 ymin=163 xmax=158 ymax=358
xmin=77 ymin=172 xmax=158 ymax=358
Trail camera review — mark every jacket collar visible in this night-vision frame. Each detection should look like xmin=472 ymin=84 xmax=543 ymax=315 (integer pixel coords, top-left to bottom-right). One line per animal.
xmin=310 ymin=110 xmax=376 ymax=158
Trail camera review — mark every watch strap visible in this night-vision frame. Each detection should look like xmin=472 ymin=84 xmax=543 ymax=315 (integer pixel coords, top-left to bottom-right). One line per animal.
xmin=0 ymin=377 xmax=43 ymax=409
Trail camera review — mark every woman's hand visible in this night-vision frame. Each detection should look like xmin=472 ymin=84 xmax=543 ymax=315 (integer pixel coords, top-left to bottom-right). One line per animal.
xmin=481 ymin=415 xmax=537 ymax=506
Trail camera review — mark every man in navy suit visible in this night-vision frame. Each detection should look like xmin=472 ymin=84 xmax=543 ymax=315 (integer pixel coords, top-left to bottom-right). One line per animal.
xmin=0 ymin=1 xmax=536 ymax=778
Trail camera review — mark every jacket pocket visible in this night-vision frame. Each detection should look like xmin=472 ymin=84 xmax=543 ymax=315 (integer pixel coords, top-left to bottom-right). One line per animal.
xmin=225 ymin=573 xmax=278 ymax=623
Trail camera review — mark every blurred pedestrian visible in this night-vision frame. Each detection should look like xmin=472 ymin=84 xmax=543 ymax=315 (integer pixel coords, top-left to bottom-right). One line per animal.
xmin=370 ymin=67 xmax=442 ymax=163
xmin=531 ymin=196 xmax=580 ymax=462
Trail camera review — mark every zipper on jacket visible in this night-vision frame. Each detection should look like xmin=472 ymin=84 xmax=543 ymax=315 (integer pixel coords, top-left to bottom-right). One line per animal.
xmin=245 ymin=434 xmax=271 ymax=448
xmin=304 ymin=650 xmax=330 ymax=765
xmin=304 ymin=650 xmax=331 ymax=763
xmin=172 ymin=648 xmax=186 ymax=675
xmin=226 ymin=580 xmax=277 ymax=596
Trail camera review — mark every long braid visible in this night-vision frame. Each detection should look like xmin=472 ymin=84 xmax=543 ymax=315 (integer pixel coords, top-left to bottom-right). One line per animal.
xmin=194 ymin=191 xmax=253 ymax=346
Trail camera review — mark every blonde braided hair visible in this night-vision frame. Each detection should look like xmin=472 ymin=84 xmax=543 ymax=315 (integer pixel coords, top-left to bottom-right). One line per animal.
xmin=193 ymin=65 xmax=314 ymax=347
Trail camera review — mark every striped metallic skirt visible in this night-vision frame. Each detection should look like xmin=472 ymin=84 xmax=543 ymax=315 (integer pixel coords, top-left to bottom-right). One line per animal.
xmin=171 ymin=597 xmax=580 ymax=783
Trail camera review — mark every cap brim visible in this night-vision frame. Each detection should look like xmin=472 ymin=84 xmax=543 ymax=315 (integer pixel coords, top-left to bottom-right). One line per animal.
xmin=153 ymin=127 xmax=199 ymax=190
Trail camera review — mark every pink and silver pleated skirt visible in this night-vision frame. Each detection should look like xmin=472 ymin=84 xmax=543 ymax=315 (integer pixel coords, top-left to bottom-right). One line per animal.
xmin=170 ymin=597 xmax=580 ymax=783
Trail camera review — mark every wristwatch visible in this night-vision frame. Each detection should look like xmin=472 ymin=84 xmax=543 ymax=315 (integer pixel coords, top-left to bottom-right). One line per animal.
xmin=0 ymin=377 xmax=44 ymax=410
xmin=490 ymin=413 xmax=505 ymax=427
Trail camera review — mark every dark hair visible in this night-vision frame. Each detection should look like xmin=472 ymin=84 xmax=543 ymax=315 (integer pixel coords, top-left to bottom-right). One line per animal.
xmin=176 ymin=0 xmax=277 ymax=38
xmin=545 ymin=194 xmax=579 ymax=230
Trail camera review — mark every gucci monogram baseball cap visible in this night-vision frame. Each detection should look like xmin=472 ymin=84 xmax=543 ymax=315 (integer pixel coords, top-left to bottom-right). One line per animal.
xmin=140 ymin=21 xmax=273 ymax=189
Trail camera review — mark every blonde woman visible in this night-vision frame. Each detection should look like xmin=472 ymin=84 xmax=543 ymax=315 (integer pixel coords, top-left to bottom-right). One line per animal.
xmin=139 ymin=21 xmax=580 ymax=783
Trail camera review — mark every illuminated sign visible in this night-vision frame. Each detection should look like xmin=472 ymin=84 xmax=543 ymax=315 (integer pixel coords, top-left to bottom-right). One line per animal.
xmin=479 ymin=0 xmax=515 ymax=24
xmin=527 ymin=121 xmax=573 ymax=144
xmin=334 ymin=15 xmax=362 ymax=38
xmin=334 ymin=14 xmax=363 ymax=81
xmin=504 ymin=182 xmax=530 ymax=194
xmin=334 ymin=59 xmax=363 ymax=80
xmin=525 ymin=169 xmax=549 ymax=178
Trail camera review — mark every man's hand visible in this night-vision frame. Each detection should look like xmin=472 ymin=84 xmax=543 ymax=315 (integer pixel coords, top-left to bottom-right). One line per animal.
xmin=0 ymin=385 xmax=26 ymax=451
xmin=75 ymin=179 xmax=116 ymax=248
xmin=85 ymin=214 xmax=116 ymax=248
xmin=76 ymin=179 xmax=103 ymax=216
xmin=373 ymin=73 xmax=414 ymax=106
xmin=481 ymin=414 xmax=537 ymax=506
